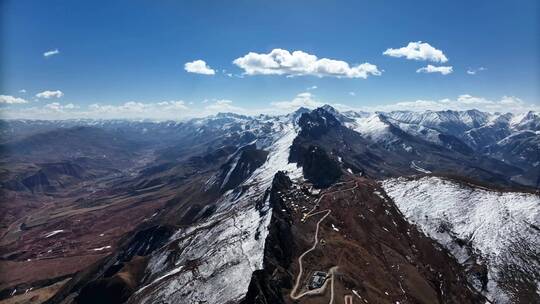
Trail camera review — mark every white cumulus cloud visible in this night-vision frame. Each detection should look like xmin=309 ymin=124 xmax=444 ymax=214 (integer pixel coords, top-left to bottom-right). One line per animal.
xmin=204 ymin=99 xmax=244 ymax=112
xmin=2 ymin=99 xmax=248 ymax=120
xmin=383 ymin=41 xmax=448 ymax=63
xmin=184 ymin=60 xmax=216 ymax=75
xmin=36 ymin=90 xmax=64 ymax=99
xmin=44 ymin=102 xmax=78 ymax=111
xmin=155 ymin=100 xmax=189 ymax=110
xmin=233 ymin=49 xmax=381 ymax=79
xmin=43 ymin=49 xmax=60 ymax=58
xmin=270 ymin=92 xmax=323 ymax=111
xmin=89 ymin=100 xmax=188 ymax=116
xmin=416 ymin=65 xmax=453 ymax=75
xmin=0 ymin=95 xmax=28 ymax=104
xmin=466 ymin=67 xmax=486 ymax=75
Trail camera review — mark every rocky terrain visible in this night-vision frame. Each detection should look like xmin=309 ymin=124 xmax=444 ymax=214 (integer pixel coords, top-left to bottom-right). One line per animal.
xmin=0 ymin=107 xmax=538 ymax=304
xmin=244 ymin=174 xmax=485 ymax=304
xmin=382 ymin=176 xmax=540 ymax=303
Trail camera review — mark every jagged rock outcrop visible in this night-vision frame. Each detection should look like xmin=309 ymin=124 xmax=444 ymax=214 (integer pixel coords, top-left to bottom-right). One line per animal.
xmin=242 ymin=171 xmax=294 ymax=304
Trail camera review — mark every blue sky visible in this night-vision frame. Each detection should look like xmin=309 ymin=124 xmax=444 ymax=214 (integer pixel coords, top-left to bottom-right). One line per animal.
xmin=1 ymin=0 xmax=539 ymax=119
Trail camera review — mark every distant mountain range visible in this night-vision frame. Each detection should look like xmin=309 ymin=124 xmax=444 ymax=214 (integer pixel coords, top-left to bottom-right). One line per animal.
xmin=4 ymin=107 xmax=537 ymax=188
xmin=0 ymin=107 xmax=538 ymax=304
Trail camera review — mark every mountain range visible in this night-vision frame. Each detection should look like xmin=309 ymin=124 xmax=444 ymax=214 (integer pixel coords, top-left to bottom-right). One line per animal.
xmin=0 ymin=107 xmax=538 ymax=304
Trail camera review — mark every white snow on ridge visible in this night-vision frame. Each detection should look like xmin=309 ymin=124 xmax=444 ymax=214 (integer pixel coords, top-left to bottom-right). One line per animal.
xmin=131 ymin=121 xmax=303 ymax=304
xmin=381 ymin=176 xmax=540 ymax=303
xmin=385 ymin=110 xmax=491 ymax=130
xmin=344 ymin=112 xmax=442 ymax=147
xmin=220 ymin=152 xmax=241 ymax=189
xmin=44 ymin=230 xmax=64 ymax=238
xmin=410 ymin=161 xmax=431 ymax=174
xmin=346 ymin=114 xmax=392 ymax=142
xmin=244 ymin=123 xmax=303 ymax=187
xmin=496 ymin=130 xmax=539 ymax=146
xmin=92 ymin=245 xmax=111 ymax=251
xmin=390 ymin=119 xmax=442 ymax=144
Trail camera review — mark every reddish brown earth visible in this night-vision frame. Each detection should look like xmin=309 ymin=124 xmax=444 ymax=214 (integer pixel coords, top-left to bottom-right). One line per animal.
xmin=2 ymin=167 xmax=489 ymax=304
xmin=0 ymin=140 xmax=232 ymax=302
xmin=0 ymin=278 xmax=70 ymax=304
xmin=261 ymin=175 xmax=485 ymax=304
xmin=0 ymin=174 xmax=176 ymax=299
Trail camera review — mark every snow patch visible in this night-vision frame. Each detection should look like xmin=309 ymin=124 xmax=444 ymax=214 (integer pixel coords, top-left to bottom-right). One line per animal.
xmin=382 ymin=176 xmax=540 ymax=303
xmin=410 ymin=161 xmax=431 ymax=174
xmin=349 ymin=114 xmax=390 ymax=142
xmin=44 ymin=230 xmax=64 ymax=238
xmin=92 ymin=245 xmax=111 ymax=251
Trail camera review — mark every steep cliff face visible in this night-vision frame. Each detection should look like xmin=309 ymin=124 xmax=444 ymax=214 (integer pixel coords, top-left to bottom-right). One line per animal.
xmin=75 ymin=256 xmax=148 ymax=304
xmin=241 ymin=172 xmax=295 ymax=304
xmin=289 ymin=144 xmax=342 ymax=188
xmin=214 ymin=143 xmax=269 ymax=192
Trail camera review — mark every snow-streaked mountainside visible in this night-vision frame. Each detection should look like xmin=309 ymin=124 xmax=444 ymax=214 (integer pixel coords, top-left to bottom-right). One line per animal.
xmin=346 ymin=109 xmax=539 ymax=150
xmin=127 ymin=117 xmax=304 ymax=303
xmin=385 ymin=109 xmax=491 ymax=132
xmin=382 ymin=176 xmax=540 ymax=303
xmin=338 ymin=109 xmax=540 ymax=187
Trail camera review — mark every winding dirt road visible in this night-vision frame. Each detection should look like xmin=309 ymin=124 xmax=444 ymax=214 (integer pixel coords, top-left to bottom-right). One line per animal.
xmin=290 ymin=182 xmax=358 ymax=303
